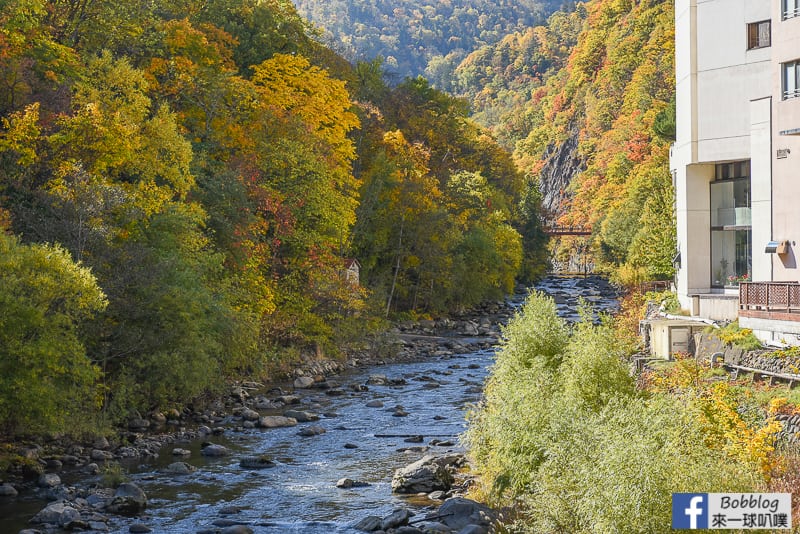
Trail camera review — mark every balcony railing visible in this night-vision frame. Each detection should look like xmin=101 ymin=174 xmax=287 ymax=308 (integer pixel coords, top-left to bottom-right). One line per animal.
xmin=740 ymin=282 xmax=800 ymax=321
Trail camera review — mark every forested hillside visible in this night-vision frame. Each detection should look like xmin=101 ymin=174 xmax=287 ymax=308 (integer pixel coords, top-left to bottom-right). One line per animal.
xmin=292 ymin=0 xmax=564 ymax=82
xmin=0 ymin=0 xmax=544 ymax=437
xmin=454 ymin=0 xmax=677 ymax=283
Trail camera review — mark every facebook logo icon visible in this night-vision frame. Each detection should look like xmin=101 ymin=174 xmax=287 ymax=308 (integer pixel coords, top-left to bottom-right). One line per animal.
xmin=673 ymin=493 xmax=708 ymax=529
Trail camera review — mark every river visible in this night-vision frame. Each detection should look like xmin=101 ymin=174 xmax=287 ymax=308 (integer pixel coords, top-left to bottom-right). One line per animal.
xmin=0 ymin=275 xmax=619 ymax=534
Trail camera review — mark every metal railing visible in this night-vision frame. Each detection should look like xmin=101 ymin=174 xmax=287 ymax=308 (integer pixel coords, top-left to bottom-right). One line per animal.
xmin=739 ymin=282 xmax=800 ymax=314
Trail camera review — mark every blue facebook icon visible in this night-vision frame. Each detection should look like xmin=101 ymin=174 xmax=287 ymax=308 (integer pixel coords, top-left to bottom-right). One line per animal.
xmin=672 ymin=493 xmax=709 ymax=529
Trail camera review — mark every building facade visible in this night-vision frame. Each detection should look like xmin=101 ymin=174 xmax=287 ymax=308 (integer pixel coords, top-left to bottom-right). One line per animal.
xmin=672 ymin=0 xmax=800 ymax=343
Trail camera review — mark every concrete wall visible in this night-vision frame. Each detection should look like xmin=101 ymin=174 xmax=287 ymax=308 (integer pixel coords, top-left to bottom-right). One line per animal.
xmin=673 ymin=0 xmax=776 ymax=313
xmin=771 ymin=1 xmax=800 ymax=280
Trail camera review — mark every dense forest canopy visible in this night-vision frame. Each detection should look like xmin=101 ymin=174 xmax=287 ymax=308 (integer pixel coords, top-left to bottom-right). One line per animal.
xmin=451 ymin=0 xmax=677 ymax=284
xmin=292 ymin=0 xmax=565 ymax=82
xmin=0 ymin=0 xmax=547 ymax=435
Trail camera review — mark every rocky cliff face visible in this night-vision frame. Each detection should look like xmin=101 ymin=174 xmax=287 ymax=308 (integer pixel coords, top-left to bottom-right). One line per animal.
xmin=537 ymin=127 xmax=583 ymax=218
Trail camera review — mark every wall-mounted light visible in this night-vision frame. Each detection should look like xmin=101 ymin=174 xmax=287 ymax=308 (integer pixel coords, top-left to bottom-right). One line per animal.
xmin=777 ymin=148 xmax=791 ymax=159
xmin=765 ymin=240 xmax=789 ymax=254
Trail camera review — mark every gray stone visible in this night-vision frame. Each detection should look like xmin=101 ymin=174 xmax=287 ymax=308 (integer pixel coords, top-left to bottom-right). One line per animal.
xmin=220 ymin=526 xmax=254 ymax=534
xmin=394 ymin=527 xmax=424 ymax=534
xmin=336 ymin=477 xmax=370 ymax=488
xmin=297 ymin=425 xmax=326 ymax=437
xmin=283 ymin=409 xmax=319 ymax=422
xmin=91 ymin=449 xmax=115 ymax=461
xmin=165 ymin=462 xmax=196 ymax=475
xmin=381 ymin=508 xmax=412 ymax=530
xmin=239 ymin=456 xmax=276 ymax=469
xmin=200 ymin=444 xmax=230 ymax=457
xmin=58 ymin=507 xmax=82 ymax=527
xmin=0 ymin=483 xmax=18 ymax=497
xmin=172 ymin=448 xmax=191 ymax=456
xmin=366 ymin=400 xmax=384 ymax=408
xmin=129 ymin=524 xmax=153 ymax=533
xmin=31 ymin=502 xmax=75 ymax=524
xmin=239 ymin=408 xmax=260 ymax=421
xmin=366 ymin=374 xmax=388 ymax=385
xmin=107 ymin=482 xmax=147 ymax=515
xmin=94 ymin=437 xmax=111 ymax=450
xmin=391 ymin=455 xmax=453 ymax=494
xmin=257 ymin=416 xmax=297 ymax=428
xmin=37 ymin=473 xmax=61 ymax=488
xmin=293 ymin=376 xmax=315 ymax=389
xmin=87 ymin=462 xmax=101 ymax=474
xmin=436 ymin=497 xmax=497 ymax=530
xmin=353 ymin=515 xmax=382 ymax=531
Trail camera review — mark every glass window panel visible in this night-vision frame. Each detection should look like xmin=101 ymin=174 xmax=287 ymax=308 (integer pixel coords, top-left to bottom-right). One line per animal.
xmin=711 ymin=229 xmax=751 ymax=287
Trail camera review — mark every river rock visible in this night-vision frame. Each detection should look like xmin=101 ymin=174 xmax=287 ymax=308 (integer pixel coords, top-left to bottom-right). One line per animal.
xmin=381 ymin=508 xmax=413 ymax=530
xmin=221 ymin=526 xmax=254 ymax=534
xmin=336 ymin=477 xmax=370 ymax=489
xmin=239 ymin=408 xmax=260 ymax=421
xmin=165 ymin=462 xmax=196 ymax=475
xmin=37 ymin=473 xmax=61 ymax=488
xmin=391 ymin=455 xmax=453 ymax=494
xmin=258 ymin=416 xmax=297 ymax=428
xmin=201 ymin=443 xmax=230 ymax=457
xmin=172 ymin=448 xmax=191 ymax=456
xmin=283 ymin=409 xmax=319 ymax=422
xmin=297 ymin=425 xmax=326 ymax=437
xmin=239 ymin=456 xmax=276 ymax=469
xmin=0 ymin=483 xmax=17 ymax=497
xmin=366 ymin=400 xmax=384 ymax=408
xmin=435 ymin=497 xmax=497 ymax=531
xmin=353 ymin=515 xmax=382 ymax=531
xmin=107 ymin=482 xmax=147 ymax=515
xmin=91 ymin=449 xmax=115 ymax=461
xmin=367 ymin=374 xmax=388 ymax=385
xmin=293 ymin=376 xmax=315 ymax=389
xmin=94 ymin=436 xmax=111 ymax=450
xmin=129 ymin=524 xmax=153 ymax=533
xmin=31 ymin=501 xmax=77 ymax=524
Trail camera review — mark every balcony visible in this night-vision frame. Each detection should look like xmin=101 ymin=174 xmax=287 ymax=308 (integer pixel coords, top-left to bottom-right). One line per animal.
xmin=739 ymin=282 xmax=800 ymax=321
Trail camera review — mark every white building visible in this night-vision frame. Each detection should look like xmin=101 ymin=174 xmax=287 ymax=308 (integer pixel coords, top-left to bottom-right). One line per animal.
xmin=672 ymin=0 xmax=800 ymax=343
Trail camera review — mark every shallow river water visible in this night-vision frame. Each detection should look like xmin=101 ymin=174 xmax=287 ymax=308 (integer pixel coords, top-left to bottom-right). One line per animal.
xmin=1 ymin=275 xmax=619 ymax=533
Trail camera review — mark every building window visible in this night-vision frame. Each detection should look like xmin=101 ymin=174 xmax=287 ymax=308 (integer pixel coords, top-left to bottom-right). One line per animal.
xmin=784 ymin=60 xmax=800 ymax=100
xmin=710 ymin=161 xmax=751 ymax=287
xmin=747 ymin=21 xmax=771 ymax=49
xmin=784 ymin=0 xmax=800 ymax=20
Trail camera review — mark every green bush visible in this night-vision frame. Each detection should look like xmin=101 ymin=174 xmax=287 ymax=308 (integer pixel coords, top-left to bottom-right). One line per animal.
xmin=0 ymin=233 xmax=107 ymax=437
xmin=465 ymin=292 xmax=760 ymax=533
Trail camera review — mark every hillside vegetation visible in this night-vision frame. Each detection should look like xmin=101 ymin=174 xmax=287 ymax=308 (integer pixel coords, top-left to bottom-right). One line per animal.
xmin=456 ymin=0 xmax=677 ymax=283
xmin=292 ymin=0 xmax=564 ymax=81
xmin=0 ymin=0 xmax=545 ymax=437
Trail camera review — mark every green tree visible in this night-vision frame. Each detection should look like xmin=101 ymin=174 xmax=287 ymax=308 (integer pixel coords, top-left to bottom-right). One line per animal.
xmin=0 ymin=232 xmax=107 ymax=436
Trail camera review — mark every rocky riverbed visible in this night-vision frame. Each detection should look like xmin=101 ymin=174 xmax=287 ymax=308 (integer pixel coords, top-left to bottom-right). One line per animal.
xmin=0 ymin=275 xmax=620 ymax=534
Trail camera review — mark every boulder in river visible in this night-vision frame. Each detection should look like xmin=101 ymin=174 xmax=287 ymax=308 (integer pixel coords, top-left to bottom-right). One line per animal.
xmin=257 ymin=415 xmax=297 ymax=428
xmin=165 ymin=462 xmax=196 ymax=475
xmin=434 ymin=497 xmax=497 ymax=531
xmin=293 ymin=376 xmax=315 ymax=389
xmin=200 ymin=443 xmax=230 ymax=457
xmin=297 ymin=425 xmax=326 ymax=437
xmin=381 ymin=508 xmax=413 ymax=530
xmin=283 ymin=409 xmax=319 ymax=422
xmin=239 ymin=455 xmax=276 ymax=469
xmin=106 ymin=482 xmax=147 ymax=515
xmin=391 ymin=455 xmax=453 ymax=494
xmin=31 ymin=501 xmax=78 ymax=524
